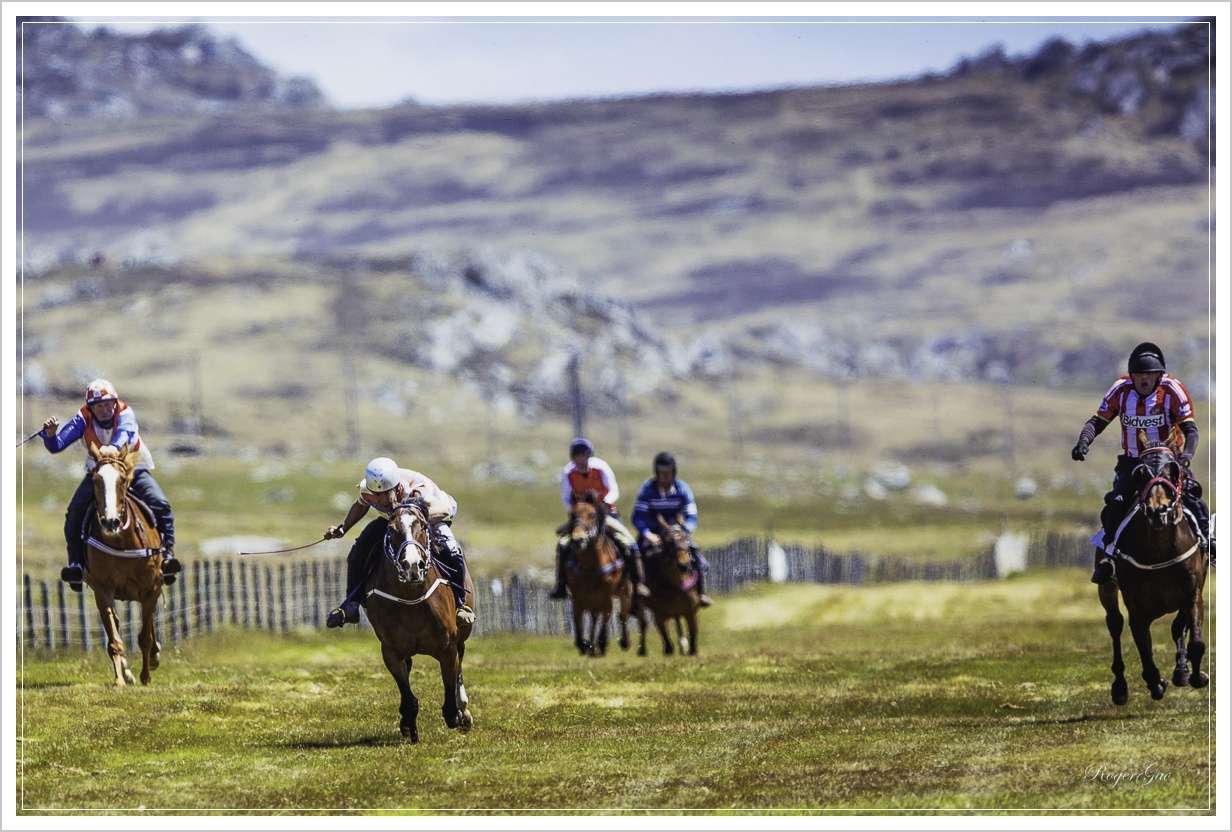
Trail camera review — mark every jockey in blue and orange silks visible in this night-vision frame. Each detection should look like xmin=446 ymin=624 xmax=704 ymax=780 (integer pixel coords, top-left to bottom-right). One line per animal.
xmin=39 ymin=379 xmax=180 ymax=591
xmin=1071 ymin=342 xmax=1212 ymax=584
xmin=549 ymin=437 xmax=647 ymax=600
xmin=324 ymin=457 xmax=475 ymax=628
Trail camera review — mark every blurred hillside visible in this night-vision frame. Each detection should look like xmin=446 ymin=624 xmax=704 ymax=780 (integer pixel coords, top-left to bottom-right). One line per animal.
xmin=15 ymin=21 xmax=1214 ymax=486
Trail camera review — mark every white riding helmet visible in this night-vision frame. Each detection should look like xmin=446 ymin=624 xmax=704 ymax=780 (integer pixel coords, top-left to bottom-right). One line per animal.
xmin=364 ymin=457 xmax=401 ymax=493
xmin=85 ymin=379 xmax=119 ymax=405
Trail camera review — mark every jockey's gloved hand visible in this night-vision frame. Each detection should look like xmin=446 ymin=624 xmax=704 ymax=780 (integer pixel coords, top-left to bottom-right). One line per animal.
xmin=1071 ymin=441 xmax=1089 ymax=462
xmin=1180 ymin=454 xmax=1193 ymax=469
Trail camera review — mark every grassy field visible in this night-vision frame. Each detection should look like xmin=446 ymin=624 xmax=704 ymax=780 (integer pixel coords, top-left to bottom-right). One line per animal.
xmin=15 ymin=571 xmax=1215 ymax=815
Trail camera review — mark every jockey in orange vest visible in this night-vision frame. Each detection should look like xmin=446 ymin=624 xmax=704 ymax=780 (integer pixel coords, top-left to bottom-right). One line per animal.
xmin=39 ymin=379 xmax=180 ymax=591
xmin=1071 ymin=342 xmax=1211 ymax=583
xmin=550 ymin=438 xmax=648 ymax=600
xmin=323 ymin=457 xmax=475 ymax=628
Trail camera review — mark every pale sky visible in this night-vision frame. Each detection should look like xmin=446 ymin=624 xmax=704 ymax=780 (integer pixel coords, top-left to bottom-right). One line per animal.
xmin=67 ymin=3 xmax=1204 ymax=110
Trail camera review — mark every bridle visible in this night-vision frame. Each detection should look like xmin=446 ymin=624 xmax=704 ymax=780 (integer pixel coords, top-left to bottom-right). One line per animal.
xmin=568 ymin=505 xmax=601 ymax=548
xmin=93 ymin=455 xmax=133 ymax=533
xmin=384 ymin=501 xmax=432 ymax=583
xmin=659 ymin=523 xmax=693 ymax=571
xmin=1134 ymin=445 xmax=1184 ymax=527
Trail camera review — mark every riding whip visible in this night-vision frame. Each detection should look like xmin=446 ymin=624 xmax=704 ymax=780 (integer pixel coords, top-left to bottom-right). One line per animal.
xmin=237 ymin=538 xmax=331 ymax=556
xmin=15 ymin=429 xmax=45 ymax=448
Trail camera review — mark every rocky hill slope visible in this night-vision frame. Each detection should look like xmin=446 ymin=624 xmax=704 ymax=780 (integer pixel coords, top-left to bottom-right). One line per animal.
xmin=16 ymin=20 xmax=1214 ymax=415
xmin=16 ymin=16 xmax=327 ymax=118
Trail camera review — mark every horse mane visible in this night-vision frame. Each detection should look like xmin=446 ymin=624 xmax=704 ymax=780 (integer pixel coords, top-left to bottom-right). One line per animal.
xmin=396 ymin=494 xmax=429 ymax=519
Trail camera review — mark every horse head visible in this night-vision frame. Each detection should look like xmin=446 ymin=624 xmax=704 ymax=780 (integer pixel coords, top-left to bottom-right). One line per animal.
xmin=385 ymin=498 xmax=432 ymax=585
xmin=1134 ymin=428 xmax=1185 ymax=530
xmin=89 ymin=442 xmax=138 ymax=535
xmin=656 ymin=512 xmax=693 ymax=574
xmin=568 ymin=492 xmax=603 ymax=550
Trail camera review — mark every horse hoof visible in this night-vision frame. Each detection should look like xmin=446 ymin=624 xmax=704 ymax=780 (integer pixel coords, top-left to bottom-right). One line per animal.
xmin=1172 ymin=670 xmax=1191 ymax=688
xmin=1111 ymin=680 xmax=1128 ymax=706
xmin=637 ymin=646 xmax=647 ymax=657
xmin=1149 ymin=680 xmax=1169 ymax=701
xmin=619 ymin=636 xmax=630 ymax=651
xmin=458 ymin=709 xmax=473 ymax=733
xmin=1190 ymin=671 xmax=1209 ymax=689
xmin=401 ymin=725 xmax=419 ymax=743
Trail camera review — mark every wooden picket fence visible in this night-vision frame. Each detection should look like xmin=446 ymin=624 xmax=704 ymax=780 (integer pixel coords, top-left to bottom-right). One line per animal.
xmin=18 ymin=532 xmax=1095 ymax=653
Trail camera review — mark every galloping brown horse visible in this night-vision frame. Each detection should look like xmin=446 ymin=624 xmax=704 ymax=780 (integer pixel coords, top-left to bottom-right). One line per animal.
xmin=564 ymin=492 xmax=634 ymax=656
xmin=639 ymin=513 xmax=701 ymax=656
xmin=363 ymin=498 xmax=474 ymax=742
xmin=1097 ymin=428 xmax=1208 ymax=704
xmin=82 ymin=442 xmax=165 ymax=686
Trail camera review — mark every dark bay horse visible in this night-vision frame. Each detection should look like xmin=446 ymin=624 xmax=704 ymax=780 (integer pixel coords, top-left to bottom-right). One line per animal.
xmin=364 ymin=498 xmax=474 ymax=742
xmin=1097 ymin=428 xmax=1208 ymax=704
xmin=564 ymin=493 xmax=634 ymax=657
xmin=82 ymin=442 xmax=164 ymax=685
xmin=639 ymin=513 xmax=701 ymax=656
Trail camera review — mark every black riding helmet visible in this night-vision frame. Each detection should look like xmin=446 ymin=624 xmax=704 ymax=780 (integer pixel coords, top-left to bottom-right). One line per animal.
xmin=653 ymin=451 xmax=676 ymax=476
xmin=1128 ymin=342 xmax=1167 ymax=374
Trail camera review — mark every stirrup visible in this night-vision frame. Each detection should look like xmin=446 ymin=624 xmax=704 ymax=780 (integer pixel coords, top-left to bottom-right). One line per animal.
xmin=698 ymin=594 xmax=714 ymax=607
xmin=327 ymin=602 xmax=359 ymax=628
xmin=456 ymin=604 xmax=476 ymax=625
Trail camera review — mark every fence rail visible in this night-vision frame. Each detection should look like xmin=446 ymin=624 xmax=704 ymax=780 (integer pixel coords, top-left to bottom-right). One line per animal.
xmin=18 ymin=532 xmax=1095 ymax=652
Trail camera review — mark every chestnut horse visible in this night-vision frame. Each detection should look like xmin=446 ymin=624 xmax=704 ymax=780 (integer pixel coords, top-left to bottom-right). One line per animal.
xmin=564 ymin=492 xmax=634 ymax=657
xmin=639 ymin=513 xmax=701 ymax=656
xmin=363 ymin=498 xmax=474 ymax=742
xmin=1097 ymin=428 xmax=1208 ymax=704
xmin=82 ymin=442 xmax=165 ymax=685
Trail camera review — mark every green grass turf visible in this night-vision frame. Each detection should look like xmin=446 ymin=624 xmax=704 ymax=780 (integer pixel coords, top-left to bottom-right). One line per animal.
xmin=15 ymin=570 xmax=1214 ymax=815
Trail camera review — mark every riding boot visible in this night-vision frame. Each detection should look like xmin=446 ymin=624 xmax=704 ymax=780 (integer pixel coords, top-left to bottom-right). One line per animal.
xmin=433 ymin=523 xmax=475 ymax=625
xmin=161 ymin=544 xmax=181 ymax=585
xmin=691 ymin=548 xmax=714 ymax=607
xmin=61 ymin=476 xmax=92 ymax=592
xmin=1093 ymin=499 xmax=1124 ymax=584
xmin=549 ymin=541 xmax=569 ymax=600
xmin=328 ymin=522 xmax=384 ymax=628
xmin=627 ymin=545 xmax=650 ymax=598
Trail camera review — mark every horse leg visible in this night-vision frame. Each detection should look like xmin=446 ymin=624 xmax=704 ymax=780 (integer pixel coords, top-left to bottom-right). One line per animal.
xmin=655 ymin=615 xmax=673 ymax=655
xmin=618 ymin=595 xmax=631 ymax=652
xmin=1170 ymin=611 xmax=1191 ymax=688
xmin=1097 ymin=582 xmax=1128 ymax=705
xmin=439 ymin=645 xmax=461 ymax=729
xmin=675 ymin=617 xmax=688 ymax=654
xmin=380 ymin=646 xmax=418 ymax=742
xmin=686 ymin=610 xmax=699 ymax=657
xmin=456 ymin=642 xmax=473 ymax=732
xmin=573 ymin=606 xmax=588 ymax=656
xmin=1186 ymin=591 xmax=1209 ymax=689
xmin=637 ymin=608 xmax=648 ymax=657
xmin=93 ymin=589 xmax=130 ymax=686
xmin=1128 ymin=613 xmax=1168 ymax=700
xmin=596 ymin=610 xmax=609 ymax=657
xmin=138 ymin=600 xmax=157 ymax=685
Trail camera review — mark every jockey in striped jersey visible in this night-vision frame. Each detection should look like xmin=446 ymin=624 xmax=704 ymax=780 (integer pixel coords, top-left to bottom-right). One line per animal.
xmin=324 ymin=457 xmax=475 ymax=627
xmin=632 ymin=451 xmax=713 ymax=607
xmin=549 ymin=438 xmax=647 ymax=600
xmin=39 ymin=379 xmax=180 ymax=591
xmin=1071 ymin=342 xmax=1211 ymax=583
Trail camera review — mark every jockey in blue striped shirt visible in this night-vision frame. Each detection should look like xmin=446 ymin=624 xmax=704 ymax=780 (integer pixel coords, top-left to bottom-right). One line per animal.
xmin=632 ymin=452 xmax=713 ymax=607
